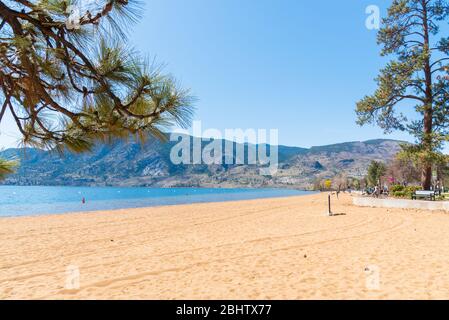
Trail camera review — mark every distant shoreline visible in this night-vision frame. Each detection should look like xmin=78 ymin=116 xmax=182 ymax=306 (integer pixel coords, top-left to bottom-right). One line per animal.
xmin=0 ymin=186 xmax=315 ymax=218
xmin=0 ymin=184 xmax=312 ymax=190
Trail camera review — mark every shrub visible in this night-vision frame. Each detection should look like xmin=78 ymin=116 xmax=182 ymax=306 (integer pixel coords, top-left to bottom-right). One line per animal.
xmin=393 ymin=191 xmax=406 ymax=198
xmin=390 ymin=185 xmax=405 ymax=193
xmin=391 ymin=185 xmax=422 ymax=198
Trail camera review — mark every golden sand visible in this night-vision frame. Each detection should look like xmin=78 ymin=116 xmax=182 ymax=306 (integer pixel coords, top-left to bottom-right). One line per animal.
xmin=1 ymin=193 xmax=449 ymax=300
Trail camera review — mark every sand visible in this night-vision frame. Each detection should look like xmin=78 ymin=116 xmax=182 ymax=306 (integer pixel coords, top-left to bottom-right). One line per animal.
xmin=1 ymin=192 xmax=449 ymax=300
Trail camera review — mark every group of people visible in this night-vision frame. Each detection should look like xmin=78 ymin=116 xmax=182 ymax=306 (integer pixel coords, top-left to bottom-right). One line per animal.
xmin=363 ymin=180 xmax=445 ymax=198
xmin=364 ymin=185 xmax=389 ymax=198
xmin=430 ymin=181 xmax=444 ymax=196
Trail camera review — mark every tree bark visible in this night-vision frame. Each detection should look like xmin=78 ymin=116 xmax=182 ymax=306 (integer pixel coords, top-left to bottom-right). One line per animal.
xmin=422 ymin=0 xmax=433 ymax=191
xmin=422 ymin=164 xmax=432 ymax=190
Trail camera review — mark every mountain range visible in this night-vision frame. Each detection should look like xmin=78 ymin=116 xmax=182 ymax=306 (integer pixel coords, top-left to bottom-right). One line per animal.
xmin=0 ymin=135 xmax=403 ymax=189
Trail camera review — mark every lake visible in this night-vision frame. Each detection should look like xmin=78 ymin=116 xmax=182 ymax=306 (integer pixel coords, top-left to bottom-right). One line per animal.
xmin=0 ymin=186 xmax=315 ymax=217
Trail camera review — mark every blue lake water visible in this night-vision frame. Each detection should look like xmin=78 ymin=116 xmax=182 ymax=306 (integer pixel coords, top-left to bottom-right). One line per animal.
xmin=0 ymin=186 xmax=314 ymax=217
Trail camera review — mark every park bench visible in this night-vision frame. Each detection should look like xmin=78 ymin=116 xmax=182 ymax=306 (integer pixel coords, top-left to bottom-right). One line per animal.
xmin=412 ymin=190 xmax=436 ymax=201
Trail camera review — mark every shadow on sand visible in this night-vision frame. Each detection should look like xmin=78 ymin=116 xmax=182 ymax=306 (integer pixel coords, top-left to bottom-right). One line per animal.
xmin=330 ymin=213 xmax=346 ymax=217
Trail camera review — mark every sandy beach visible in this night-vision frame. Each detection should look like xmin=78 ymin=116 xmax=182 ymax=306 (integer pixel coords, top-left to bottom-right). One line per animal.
xmin=1 ymin=192 xmax=449 ymax=300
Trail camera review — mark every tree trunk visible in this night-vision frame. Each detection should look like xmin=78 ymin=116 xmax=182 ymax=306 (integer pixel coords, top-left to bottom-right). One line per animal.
xmin=421 ymin=0 xmax=433 ymax=191
xmin=422 ymin=163 xmax=432 ymax=191
xmin=422 ymin=106 xmax=433 ymax=190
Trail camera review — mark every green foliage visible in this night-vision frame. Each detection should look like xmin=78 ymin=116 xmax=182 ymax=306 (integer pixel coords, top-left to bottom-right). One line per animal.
xmin=390 ymin=184 xmax=405 ymax=193
xmin=391 ymin=185 xmax=422 ymax=199
xmin=0 ymin=1 xmax=195 ymax=153
xmin=324 ymin=179 xmax=332 ymax=190
xmin=0 ymin=158 xmax=18 ymax=180
xmin=350 ymin=178 xmax=361 ymax=190
xmin=392 ymin=190 xmax=407 ymax=198
xmin=367 ymin=161 xmax=387 ymax=186
xmin=398 ymin=143 xmax=448 ymax=168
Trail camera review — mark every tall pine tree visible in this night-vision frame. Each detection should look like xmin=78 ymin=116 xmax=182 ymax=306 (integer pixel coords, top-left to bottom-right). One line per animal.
xmin=357 ymin=0 xmax=449 ymax=190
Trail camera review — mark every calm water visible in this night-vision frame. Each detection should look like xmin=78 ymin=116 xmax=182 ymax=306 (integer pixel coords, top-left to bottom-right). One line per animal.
xmin=0 ymin=186 xmax=314 ymax=217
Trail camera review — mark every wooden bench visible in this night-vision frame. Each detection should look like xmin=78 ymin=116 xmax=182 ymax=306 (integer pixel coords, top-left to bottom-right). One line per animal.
xmin=412 ymin=191 xmax=436 ymax=201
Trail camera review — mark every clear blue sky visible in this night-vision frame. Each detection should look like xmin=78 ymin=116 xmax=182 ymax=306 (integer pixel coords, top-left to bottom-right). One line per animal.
xmin=0 ymin=0 xmax=416 ymax=149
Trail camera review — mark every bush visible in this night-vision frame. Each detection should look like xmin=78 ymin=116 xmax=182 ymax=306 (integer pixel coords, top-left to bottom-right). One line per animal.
xmin=393 ymin=191 xmax=406 ymax=198
xmin=391 ymin=185 xmax=422 ymax=198
xmin=390 ymin=185 xmax=405 ymax=193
